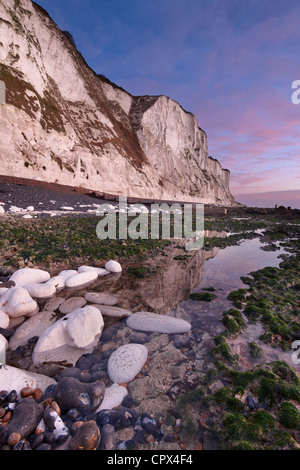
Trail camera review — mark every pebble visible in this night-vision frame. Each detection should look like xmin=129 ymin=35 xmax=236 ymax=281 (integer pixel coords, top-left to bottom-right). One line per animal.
xmin=65 ymin=271 xmax=98 ymax=288
xmin=107 ymin=344 xmax=148 ymax=384
xmin=53 ymin=377 xmax=105 ymax=415
xmin=59 ymin=297 xmax=87 ymax=314
xmin=91 ymin=304 xmax=132 ymax=318
xmin=0 ymin=287 xmax=38 ymax=318
xmin=105 ymin=261 xmax=122 ymax=273
xmin=9 ymin=268 xmax=50 ymax=287
xmin=84 ymin=292 xmax=118 ymax=306
xmin=126 ymin=311 xmax=192 ymax=334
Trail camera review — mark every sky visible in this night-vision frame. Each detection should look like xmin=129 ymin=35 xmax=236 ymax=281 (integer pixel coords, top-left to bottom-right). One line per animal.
xmin=36 ymin=0 xmax=300 ymax=208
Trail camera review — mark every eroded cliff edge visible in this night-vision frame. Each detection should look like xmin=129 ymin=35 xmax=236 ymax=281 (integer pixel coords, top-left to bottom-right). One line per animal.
xmin=0 ymin=0 xmax=236 ymax=205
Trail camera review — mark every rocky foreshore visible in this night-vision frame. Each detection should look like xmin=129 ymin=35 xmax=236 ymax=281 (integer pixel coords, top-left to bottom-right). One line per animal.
xmin=0 ymin=264 xmax=192 ymax=451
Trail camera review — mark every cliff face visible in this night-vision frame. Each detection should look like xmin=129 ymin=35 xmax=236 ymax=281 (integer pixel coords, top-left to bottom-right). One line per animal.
xmin=0 ymin=0 xmax=236 ymax=205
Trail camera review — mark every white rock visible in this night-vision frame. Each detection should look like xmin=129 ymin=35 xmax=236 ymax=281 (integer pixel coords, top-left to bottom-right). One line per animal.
xmin=0 ymin=287 xmax=38 ymax=318
xmin=90 ymin=304 xmax=131 ymax=318
xmin=58 ymin=270 xmax=78 ymax=280
xmin=47 ymin=409 xmax=69 ymax=440
xmin=65 ymin=271 xmax=98 ymax=288
xmin=23 ymin=214 xmax=33 ymax=219
xmin=46 ymin=275 xmax=66 ymax=290
xmin=8 ymin=316 xmax=26 ymax=329
xmin=10 ymin=268 xmax=50 ymax=287
xmin=126 ymin=312 xmax=192 ymax=334
xmin=108 ymin=344 xmax=148 ymax=384
xmin=96 ymin=384 xmax=128 ymax=412
xmin=84 ymin=292 xmax=118 ymax=306
xmin=0 ymin=364 xmax=56 ymax=394
xmin=9 ymin=310 xmax=57 ymax=351
xmin=0 ymin=309 xmax=9 ymax=329
xmin=78 ymin=266 xmax=110 ymax=276
xmin=59 ymin=297 xmax=87 ymax=315
xmin=0 ymin=206 xmax=5 ymax=214
xmin=105 ymin=260 xmax=122 ymax=273
xmin=33 ymin=306 xmax=104 ymax=365
xmin=24 ymin=282 xmax=56 ymax=299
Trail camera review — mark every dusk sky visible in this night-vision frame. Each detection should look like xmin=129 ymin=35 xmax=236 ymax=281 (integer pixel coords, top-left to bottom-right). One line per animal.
xmin=36 ymin=0 xmax=300 ymax=207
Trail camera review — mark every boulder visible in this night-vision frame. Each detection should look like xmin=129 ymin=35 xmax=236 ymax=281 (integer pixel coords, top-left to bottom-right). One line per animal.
xmin=32 ymin=306 xmax=104 ymax=366
xmin=9 ymin=268 xmax=50 ymax=287
xmin=0 ymin=287 xmax=38 ymax=318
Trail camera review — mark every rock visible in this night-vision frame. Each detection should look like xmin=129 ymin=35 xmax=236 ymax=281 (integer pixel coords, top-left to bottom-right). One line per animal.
xmin=96 ymin=384 xmax=128 ymax=412
xmin=108 ymin=344 xmax=148 ymax=384
xmin=0 ymin=287 xmax=8 ymax=297
xmin=0 ymin=365 xmax=56 ymax=395
xmin=43 ymin=407 xmax=69 ymax=441
xmin=58 ymin=270 xmax=78 ymax=281
xmin=69 ymin=421 xmax=101 ymax=450
xmin=44 ymin=297 xmax=65 ymax=312
xmin=99 ymin=424 xmax=116 ymax=450
xmin=84 ymin=292 xmax=118 ymax=306
xmin=0 ymin=334 xmax=8 ymax=358
xmin=45 ymin=276 xmax=66 ymax=290
xmin=0 ymin=287 xmax=38 ymax=318
xmin=0 ymin=309 xmax=9 ymax=329
xmin=78 ymin=266 xmax=110 ymax=276
xmin=91 ymin=304 xmax=131 ymax=318
xmin=105 ymin=261 xmax=122 ymax=273
xmin=53 ymin=377 xmax=105 ymax=415
xmin=65 ymin=271 xmax=98 ymax=289
xmin=32 ymin=306 xmax=104 ymax=366
xmin=0 ymin=399 xmax=44 ymax=443
xmin=9 ymin=310 xmax=57 ymax=351
xmin=126 ymin=312 xmax=192 ymax=334
xmin=59 ymin=297 xmax=87 ymax=315
xmin=9 ymin=268 xmax=50 ymax=287
xmin=24 ymin=282 xmax=56 ymax=299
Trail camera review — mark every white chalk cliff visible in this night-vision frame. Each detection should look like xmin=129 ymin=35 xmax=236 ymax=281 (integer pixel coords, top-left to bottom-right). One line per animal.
xmin=0 ymin=0 xmax=235 ymax=205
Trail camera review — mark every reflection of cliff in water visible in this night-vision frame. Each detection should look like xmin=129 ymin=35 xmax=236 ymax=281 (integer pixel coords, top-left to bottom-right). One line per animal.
xmin=96 ymin=231 xmax=226 ymax=314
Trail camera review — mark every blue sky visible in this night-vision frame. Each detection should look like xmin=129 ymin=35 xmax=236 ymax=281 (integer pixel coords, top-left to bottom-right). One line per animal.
xmin=36 ymin=0 xmax=300 ymax=205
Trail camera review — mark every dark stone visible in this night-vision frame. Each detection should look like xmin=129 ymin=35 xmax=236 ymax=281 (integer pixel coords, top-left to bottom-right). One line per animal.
xmin=0 ymin=399 xmax=44 ymax=442
xmin=6 ymin=390 xmax=18 ymax=403
xmin=246 ymin=394 xmax=256 ymax=411
xmin=121 ymin=394 xmax=135 ymax=408
xmin=89 ymin=362 xmax=105 ymax=374
xmin=134 ymin=430 xmax=146 ymax=444
xmin=42 ymin=431 xmax=57 ymax=445
xmin=164 ymin=433 xmax=175 ymax=443
xmin=67 ymin=408 xmax=83 ymax=421
xmin=119 ymin=407 xmax=139 ymax=428
xmin=129 ymin=333 xmax=149 ymax=345
xmin=90 ymin=371 xmax=106 ymax=382
xmin=96 ymin=410 xmax=111 ymax=428
xmin=101 ymin=328 xmax=115 ymax=342
xmin=69 ymin=421 xmax=101 ymax=451
xmin=36 ymin=443 xmax=52 ymax=450
xmin=53 ymin=377 xmax=105 ymax=415
xmin=153 ymin=429 xmax=164 ymax=441
xmin=56 ymin=434 xmax=69 ymax=446
xmin=79 ymin=373 xmax=92 ymax=383
xmin=75 ymin=356 xmax=93 ymax=371
xmin=0 ymin=328 xmax=15 ymax=339
xmin=59 ymin=367 xmax=81 ymax=380
xmin=40 ymin=384 xmax=56 ymax=401
xmin=125 ymin=439 xmax=136 ymax=450
xmin=99 ymin=423 xmax=116 ymax=450
xmin=143 ymin=421 xmax=157 ymax=435
xmin=29 ymin=433 xmax=44 ymax=449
